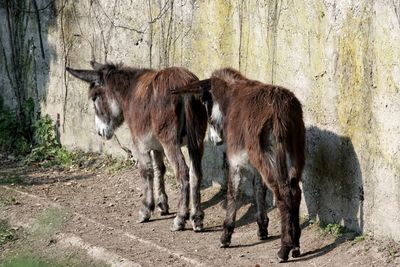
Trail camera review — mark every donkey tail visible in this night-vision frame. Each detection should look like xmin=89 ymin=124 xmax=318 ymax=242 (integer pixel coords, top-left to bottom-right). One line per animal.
xmin=272 ymin=119 xmax=291 ymax=187
xmin=272 ymin=108 xmax=302 ymax=196
xmin=184 ymin=96 xmax=207 ymax=159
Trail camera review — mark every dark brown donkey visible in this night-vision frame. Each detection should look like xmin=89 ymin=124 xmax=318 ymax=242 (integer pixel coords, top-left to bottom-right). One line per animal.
xmin=171 ymin=68 xmax=305 ymax=261
xmin=66 ymin=62 xmax=207 ymax=231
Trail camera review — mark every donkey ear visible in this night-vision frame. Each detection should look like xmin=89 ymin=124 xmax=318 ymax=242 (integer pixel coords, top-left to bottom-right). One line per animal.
xmin=170 ymin=79 xmax=211 ymax=95
xmin=66 ymin=67 xmax=101 ymax=84
xmin=90 ymin=60 xmax=104 ymax=70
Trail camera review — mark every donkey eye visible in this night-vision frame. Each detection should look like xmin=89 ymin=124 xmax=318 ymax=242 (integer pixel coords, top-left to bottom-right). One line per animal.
xmin=92 ymin=94 xmax=99 ymax=102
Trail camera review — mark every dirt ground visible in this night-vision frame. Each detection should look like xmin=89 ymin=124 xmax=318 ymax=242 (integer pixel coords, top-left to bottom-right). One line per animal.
xmin=0 ymin=157 xmax=399 ymax=267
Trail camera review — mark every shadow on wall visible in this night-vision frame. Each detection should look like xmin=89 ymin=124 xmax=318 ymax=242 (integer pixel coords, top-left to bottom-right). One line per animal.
xmin=303 ymin=126 xmax=364 ymax=233
xmin=0 ymin=1 xmax=56 ymax=135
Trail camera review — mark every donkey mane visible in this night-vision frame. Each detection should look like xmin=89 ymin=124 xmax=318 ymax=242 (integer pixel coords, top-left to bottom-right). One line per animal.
xmin=212 ymin=68 xmax=264 ymax=88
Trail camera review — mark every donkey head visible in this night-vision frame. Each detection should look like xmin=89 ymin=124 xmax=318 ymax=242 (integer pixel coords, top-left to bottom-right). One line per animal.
xmin=171 ymin=78 xmax=227 ymax=146
xmin=66 ymin=61 xmax=123 ymax=140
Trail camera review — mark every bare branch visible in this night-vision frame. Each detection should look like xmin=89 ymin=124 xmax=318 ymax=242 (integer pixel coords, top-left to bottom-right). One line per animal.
xmin=32 ymin=0 xmax=45 ymax=59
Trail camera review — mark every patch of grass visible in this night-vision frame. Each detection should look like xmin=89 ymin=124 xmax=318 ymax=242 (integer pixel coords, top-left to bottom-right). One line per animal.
xmin=322 ymin=223 xmax=346 ymax=237
xmin=0 ymin=220 xmax=17 ymax=247
xmin=1 ymin=102 xmax=132 ymax=172
xmin=0 ymin=98 xmax=32 ymax=156
xmin=1 ymin=257 xmax=53 ymax=267
xmin=0 ymin=207 xmax=107 ymax=267
xmin=1 ymin=254 xmax=107 ymax=267
xmin=29 ymin=207 xmax=66 ymax=239
xmin=68 ymin=150 xmax=133 ymax=173
xmin=0 ymin=196 xmax=19 ymax=208
xmin=300 ymin=216 xmax=357 ymax=239
xmin=299 ymin=214 xmax=317 ymax=225
xmin=25 ymin=115 xmax=73 ymax=167
xmin=0 ymin=175 xmax=26 ymax=185
xmin=352 ymin=235 xmax=365 ymax=244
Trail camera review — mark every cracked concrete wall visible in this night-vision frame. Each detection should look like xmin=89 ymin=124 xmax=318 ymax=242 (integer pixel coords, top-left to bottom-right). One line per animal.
xmin=1 ymin=0 xmax=400 ymax=241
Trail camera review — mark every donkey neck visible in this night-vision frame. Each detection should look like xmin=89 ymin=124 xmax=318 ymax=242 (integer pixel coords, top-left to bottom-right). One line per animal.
xmin=106 ymin=68 xmax=154 ymax=110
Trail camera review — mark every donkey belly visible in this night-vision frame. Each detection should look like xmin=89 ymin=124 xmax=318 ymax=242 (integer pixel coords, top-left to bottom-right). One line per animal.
xmin=137 ymin=132 xmax=163 ymax=152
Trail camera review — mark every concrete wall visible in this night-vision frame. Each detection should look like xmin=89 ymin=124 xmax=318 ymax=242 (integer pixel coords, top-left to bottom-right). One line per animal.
xmin=1 ymin=0 xmax=399 ymax=240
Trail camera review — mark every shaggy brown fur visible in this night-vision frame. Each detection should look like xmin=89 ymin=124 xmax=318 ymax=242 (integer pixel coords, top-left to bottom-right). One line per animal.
xmin=66 ymin=62 xmax=207 ymax=232
xmin=171 ymin=67 xmax=305 ymax=261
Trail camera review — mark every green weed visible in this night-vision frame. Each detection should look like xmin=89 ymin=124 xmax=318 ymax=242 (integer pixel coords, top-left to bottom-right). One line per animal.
xmin=0 ymin=98 xmax=31 ymax=155
xmin=353 ymin=235 xmax=365 ymax=243
xmin=322 ymin=223 xmax=346 ymax=237
xmin=0 ymin=220 xmax=16 ymax=247
xmin=26 ymin=115 xmax=72 ymax=166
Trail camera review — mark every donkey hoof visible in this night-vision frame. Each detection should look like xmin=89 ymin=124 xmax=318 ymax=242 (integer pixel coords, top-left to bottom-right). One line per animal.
xmin=257 ymin=229 xmax=269 ymax=240
xmin=137 ymin=210 xmax=151 ymax=223
xmin=170 ymin=217 xmax=185 ymax=231
xmin=192 ymin=224 xmax=204 ymax=232
xmin=191 ymin=218 xmax=204 ymax=232
xmin=219 ymin=242 xmax=231 ymax=248
xmin=277 ymin=246 xmax=291 ymax=263
xmin=291 ymin=247 xmax=301 ymax=258
xmin=157 ymin=202 xmax=169 ymax=216
xmin=170 ymin=224 xmax=185 ymax=231
xmin=160 ymin=210 xmax=169 ymax=216
xmin=277 ymin=256 xmax=288 ymax=263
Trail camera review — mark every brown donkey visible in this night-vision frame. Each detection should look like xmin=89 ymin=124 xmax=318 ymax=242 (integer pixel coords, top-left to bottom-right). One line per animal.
xmin=66 ymin=62 xmax=207 ymax=231
xmin=171 ymin=68 xmax=305 ymax=261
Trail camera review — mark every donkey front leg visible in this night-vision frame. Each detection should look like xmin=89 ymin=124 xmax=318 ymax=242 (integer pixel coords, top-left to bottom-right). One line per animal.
xmin=137 ymin=152 xmax=155 ymax=223
xmin=151 ymin=150 xmax=169 ymax=215
xmin=220 ymin=165 xmax=243 ymax=247
xmin=163 ymin=144 xmax=190 ymax=231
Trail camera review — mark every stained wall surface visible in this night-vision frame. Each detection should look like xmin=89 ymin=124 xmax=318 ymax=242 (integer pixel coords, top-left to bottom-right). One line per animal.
xmin=1 ymin=0 xmax=399 ymax=240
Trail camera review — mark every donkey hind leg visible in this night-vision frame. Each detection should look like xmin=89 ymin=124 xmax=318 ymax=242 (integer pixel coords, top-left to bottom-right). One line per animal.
xmin=188 ymin=149 xmax=205 ymax=232
xmin=163 ymin=144 xmax=190 ymax=231
xmin=274 ymin=184 xmax=296 ymax=262
xmin=220 ymin=165 xmax=243 ymax=248
xmin=254 ymin=173 xmax=269 ymax=240
xmin=291 ymin=181 xmax=302 ymax=258
xmin=137 ymin=152 xmax=155 ymax=223
xmin=151 ymin=150 xmax=169 ymax=215
xmin=285 ymin=150 xmax=302 ymax=258
xmin=258 ymin=157 xmax=294 ymax=262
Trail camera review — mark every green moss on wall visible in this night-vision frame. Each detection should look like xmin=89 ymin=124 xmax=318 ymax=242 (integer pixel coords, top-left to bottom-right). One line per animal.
xmin=189 ymin=0 xmax=238 ymax=76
